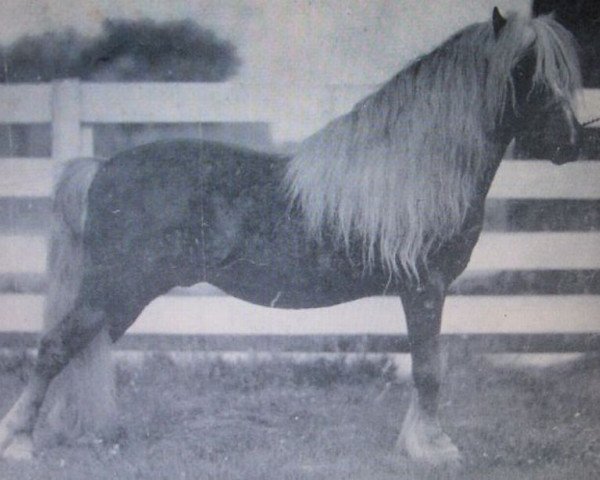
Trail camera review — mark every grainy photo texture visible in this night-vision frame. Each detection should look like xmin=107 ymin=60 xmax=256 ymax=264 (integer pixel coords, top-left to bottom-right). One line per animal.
xmin=0 ymin=1 xmax=599 ymax=479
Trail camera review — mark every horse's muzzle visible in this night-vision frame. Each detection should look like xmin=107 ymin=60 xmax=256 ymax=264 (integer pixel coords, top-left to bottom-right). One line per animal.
xmin=550 ymin=120 xmax=584 ymax=165
xmin=550 ymin=143 xmax=580 ymax=165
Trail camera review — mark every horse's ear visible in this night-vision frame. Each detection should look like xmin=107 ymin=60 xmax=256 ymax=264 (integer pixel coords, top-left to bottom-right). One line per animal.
xmin=492 ymin=7 xmax=507 ymax=38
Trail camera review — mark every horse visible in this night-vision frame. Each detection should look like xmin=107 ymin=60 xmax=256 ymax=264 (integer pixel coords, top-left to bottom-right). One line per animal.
xmin=0 ymin=8 xmax=583 ymax=467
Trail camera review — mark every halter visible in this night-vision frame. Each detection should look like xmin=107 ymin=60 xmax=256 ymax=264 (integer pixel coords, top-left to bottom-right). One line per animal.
xmin=583 ymin=116 xmax=600 ymax=127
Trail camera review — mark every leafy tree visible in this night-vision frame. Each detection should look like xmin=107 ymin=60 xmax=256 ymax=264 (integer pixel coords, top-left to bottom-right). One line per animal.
xmin=0 ymin=29 xmax=85 ymax=82
xmin=0 ymin=18 xmax=239 ymax=83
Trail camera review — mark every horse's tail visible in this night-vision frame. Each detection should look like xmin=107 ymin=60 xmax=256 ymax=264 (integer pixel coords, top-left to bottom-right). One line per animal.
xmin=43 ymin=158 xmax=117 ymax=441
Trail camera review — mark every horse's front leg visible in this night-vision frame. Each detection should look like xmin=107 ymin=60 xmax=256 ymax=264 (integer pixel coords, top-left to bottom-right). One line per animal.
xmin=397 ymin=273 xmax=461 ymax=466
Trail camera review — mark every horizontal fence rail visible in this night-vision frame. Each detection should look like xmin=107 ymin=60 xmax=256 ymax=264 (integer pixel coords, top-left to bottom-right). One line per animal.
xmin=2 ymin=159 xmax=600 ymax=199
xmin=0 ymin=80 xmax=599 ymax=352
xmin=1 ymin=232 xmax=599 ymax=274
xmin=0 ymin=82 xmax=598 ymax=143
xmin=2 ymin=294 xmax=600 ymax=335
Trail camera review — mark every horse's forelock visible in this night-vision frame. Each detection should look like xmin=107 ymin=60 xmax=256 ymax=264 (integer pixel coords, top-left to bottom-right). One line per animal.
xmin=530 ymin=15 xmax=581 ymax=98
xmin=285 ymin=11 xmax=580 ymax=278
xmin=488 ymin=13 xmax=581 ymax=114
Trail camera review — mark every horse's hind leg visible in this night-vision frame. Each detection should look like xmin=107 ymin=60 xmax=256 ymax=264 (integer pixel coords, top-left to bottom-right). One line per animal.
xmin=397 ymin=273 xmax=461 ymax=467
xmin=0 ymin=303 xmax=107 ymax=460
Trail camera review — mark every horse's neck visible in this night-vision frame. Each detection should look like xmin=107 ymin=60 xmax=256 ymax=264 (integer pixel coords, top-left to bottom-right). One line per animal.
xmin=478 ymin=122 xmax=518 ymax=197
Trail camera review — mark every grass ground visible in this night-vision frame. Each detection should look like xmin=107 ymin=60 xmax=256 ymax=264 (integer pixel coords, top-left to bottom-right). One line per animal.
xmin=0 ymin=352 xmax=599 ymax=479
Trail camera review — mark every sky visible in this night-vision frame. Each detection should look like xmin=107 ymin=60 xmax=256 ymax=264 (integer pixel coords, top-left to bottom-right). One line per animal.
xmin=0 ymin=0 xmax=531 ymax=84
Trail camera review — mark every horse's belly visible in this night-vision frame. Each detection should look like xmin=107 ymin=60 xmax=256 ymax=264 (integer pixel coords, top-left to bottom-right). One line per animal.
xmin=209 ymin=253 xmax=389 ymax=309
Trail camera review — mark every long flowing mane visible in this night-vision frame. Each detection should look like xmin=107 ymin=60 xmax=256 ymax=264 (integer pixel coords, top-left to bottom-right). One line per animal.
xmin=285 ymin=12 xmax=580 ymax=277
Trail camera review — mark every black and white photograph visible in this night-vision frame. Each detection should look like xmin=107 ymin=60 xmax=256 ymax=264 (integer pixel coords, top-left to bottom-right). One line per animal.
xmin=0 ymin=1 xmax=599 ymax=478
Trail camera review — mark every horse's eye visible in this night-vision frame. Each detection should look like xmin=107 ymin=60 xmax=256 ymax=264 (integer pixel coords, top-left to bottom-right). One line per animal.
xmin=514 ymin=66 xmax=526 ymax=79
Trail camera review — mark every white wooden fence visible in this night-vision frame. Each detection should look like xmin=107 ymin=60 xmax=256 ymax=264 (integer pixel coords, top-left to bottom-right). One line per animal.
xmin=0 ymin=80 xmax=599 ymax=350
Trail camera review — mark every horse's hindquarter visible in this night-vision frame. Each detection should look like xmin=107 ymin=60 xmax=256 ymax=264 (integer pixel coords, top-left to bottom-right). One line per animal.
xmin=82 ymin=141 xmax=218 ymax=320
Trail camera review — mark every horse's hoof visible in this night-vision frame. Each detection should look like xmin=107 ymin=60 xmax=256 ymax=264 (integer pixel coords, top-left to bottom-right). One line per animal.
xmin=1 ymin=434 xmax=34 ymax=461
xmin=398 ymin=424 xmax=462 ymax=469
xmin=397 ymin=417 xmax=462 ymax=469
xmin=0 ymin=424 xmax=12 ymax=455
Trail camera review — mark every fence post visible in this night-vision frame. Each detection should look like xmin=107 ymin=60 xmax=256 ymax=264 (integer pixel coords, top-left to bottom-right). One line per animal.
xmin=51 ymin=79 xmax=82 ymax=162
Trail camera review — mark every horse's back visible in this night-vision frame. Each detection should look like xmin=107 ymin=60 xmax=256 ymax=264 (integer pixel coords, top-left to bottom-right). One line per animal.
xmin=89 ymin=139 xmax=280 ymax=219
xmin=86 ymin=139 xmax=283 ymax=241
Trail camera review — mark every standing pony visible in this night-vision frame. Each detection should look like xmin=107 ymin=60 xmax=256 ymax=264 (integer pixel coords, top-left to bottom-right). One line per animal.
xmin=0 ymin=9 xmax=582 ymax=466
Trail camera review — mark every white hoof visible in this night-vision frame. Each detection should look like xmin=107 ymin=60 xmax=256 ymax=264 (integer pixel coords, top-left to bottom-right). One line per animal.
xmin=1 ymin=434 xmax=34 ymax=461
xmin=398 ymin=427 xmax=462 ymax=467
xmin=398 ymin=394 xmax=462 ymax=468
xmin=0 ymin=420 xmax=15 ymax=455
